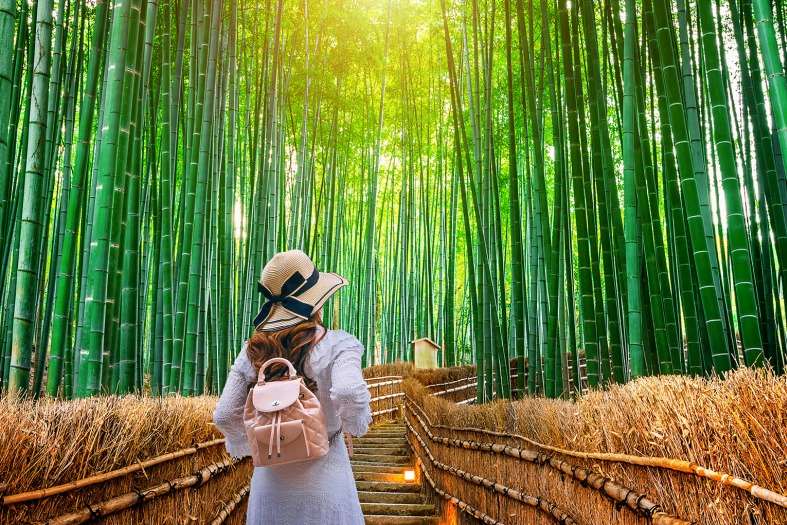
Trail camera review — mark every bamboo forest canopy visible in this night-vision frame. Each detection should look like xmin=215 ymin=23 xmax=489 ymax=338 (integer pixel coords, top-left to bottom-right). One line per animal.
xmin=1 ymin=0 xmax=786 ymax=401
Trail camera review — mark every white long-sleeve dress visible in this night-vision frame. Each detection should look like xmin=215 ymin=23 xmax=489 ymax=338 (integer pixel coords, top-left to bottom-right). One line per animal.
xmin=213 ymin=329 xmax=372 ymax=525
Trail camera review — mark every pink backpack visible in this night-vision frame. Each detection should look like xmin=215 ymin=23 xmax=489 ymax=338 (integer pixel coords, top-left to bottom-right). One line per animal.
xmin=243 ymin=357 xmax=330 ymax=467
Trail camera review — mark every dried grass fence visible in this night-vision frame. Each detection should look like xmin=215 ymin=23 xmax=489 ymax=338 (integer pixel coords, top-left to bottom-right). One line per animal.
xmin=0 ymin=361 xmax=448 ymax=524
xmin=395 ymin=366 xmax=787 ymax=525
xmin=365 ymin=362 xmax=412 ymax=424
xmin=0 ymin=395 xmax=252 ymax=525
xmin=4 ymin=364 xmax=784 ymax=525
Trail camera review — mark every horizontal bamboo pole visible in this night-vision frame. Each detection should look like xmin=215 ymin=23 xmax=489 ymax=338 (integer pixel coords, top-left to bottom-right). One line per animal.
xmin=417 ymin=456 xmax=507 ymax=525
xmin=210 ymin=484 xmax=250 ymax=525
xmin=414 ymin=400 xmax=787 ymax=510
xmin=432 ymin=382 xmax=476 ymax=397
xmin=405 ymin=416 xmax=578 ymax=525
xmin=369 ymin=392 xmax=405 ymax=403
xmin=426 ymin=377 xmax=475 ymax=390
xmin=45 ymin=458 xmax=239 ymax=525
xmin=371 ymin=406 xmax=400 ymax=417
xmin=365 ymin=378 xmax=404 ymax=388
xmin=406 ymin=402 xmax=691 ymax=525
xmin=2 ymin=438 xmax=226 ymax=506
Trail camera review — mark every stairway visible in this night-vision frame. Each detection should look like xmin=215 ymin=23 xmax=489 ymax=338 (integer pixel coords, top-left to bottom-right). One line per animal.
xmin=353 ymin=421 xmax=440 ymax=525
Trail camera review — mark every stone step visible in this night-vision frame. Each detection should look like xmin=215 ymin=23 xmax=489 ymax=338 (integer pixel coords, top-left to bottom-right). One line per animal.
xmin=352 ymin=464 xmax=410 ymax=474
xmin=362 ymin=431 xmax=407 ymax=438
xmin=361 ymin=503 xmax=435 ymax=517
xmin=358 ymin=491 xmax=423 ymax=504
xmin=364 ymin=516 xmax=439 ymax=525
xmin=356 ymin=423 xmax=437 ymax=524
xmin=354 ymin=470 xmax=410 ymax=482
xmin=355 ymin=481 xmax=420 ymax=493
xmin=354 ymin=438 xmax=409 ymax=447
xmin=353 ymin=453 xmax=410 ymax=465
xmin=353 ymin=446 xmax=410 ymax=456
xmin=350 ymin=458 xmax=410 ymax=470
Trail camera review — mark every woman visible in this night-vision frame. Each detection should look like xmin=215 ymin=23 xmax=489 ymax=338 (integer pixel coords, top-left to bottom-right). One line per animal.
xmin=213 ymin=250 xmax=372 ymax=524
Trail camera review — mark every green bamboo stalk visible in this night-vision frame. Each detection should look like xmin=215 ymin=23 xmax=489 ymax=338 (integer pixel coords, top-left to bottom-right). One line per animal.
xmin=8 ymin=0 xmax=55 ymax=393
xmin=78 ymin=0 xmax=134 ymax=397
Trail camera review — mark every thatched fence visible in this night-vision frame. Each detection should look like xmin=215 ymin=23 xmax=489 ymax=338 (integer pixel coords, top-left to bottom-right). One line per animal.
xmin=366 ymin=363 xmax=787 ymax=525
xmin=0 ymin=396 xmax=252 ymax=525
xmin=0 ymin=363 xmax=462 ymax=524
xmin=3 ymin=364 xmax=785 ymax=525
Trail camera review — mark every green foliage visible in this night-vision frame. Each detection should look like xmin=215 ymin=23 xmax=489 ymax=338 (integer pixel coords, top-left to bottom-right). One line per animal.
xmin=1 ymin=0 xmax=786 ymax=398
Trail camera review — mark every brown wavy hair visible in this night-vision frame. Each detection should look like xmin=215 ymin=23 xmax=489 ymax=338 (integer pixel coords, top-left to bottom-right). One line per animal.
xmin=247 ymin=312 xmax=325 ymax=391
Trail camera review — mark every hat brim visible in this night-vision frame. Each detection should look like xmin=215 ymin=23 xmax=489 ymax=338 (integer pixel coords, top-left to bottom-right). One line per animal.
xmin=255 ymin=272 xmax=348 ymax=332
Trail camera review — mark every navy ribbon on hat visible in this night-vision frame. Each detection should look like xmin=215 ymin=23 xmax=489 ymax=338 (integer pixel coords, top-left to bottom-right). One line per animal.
xmin=253 ymin=268 xmax=320 ymax=328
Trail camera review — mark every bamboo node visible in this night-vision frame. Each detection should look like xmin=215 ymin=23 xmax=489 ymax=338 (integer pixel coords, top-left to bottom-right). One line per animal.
xmin=86 ymin=502 xmax=101 ymax=520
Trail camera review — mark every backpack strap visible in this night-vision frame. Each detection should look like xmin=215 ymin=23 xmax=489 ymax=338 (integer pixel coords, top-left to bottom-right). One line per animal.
xmin=257 ymin=357 xmax=298 ymax=383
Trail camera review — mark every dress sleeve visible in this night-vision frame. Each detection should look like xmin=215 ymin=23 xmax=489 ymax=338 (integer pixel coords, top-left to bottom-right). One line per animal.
xmin=329 ymin=331 xmax=372 ymax=437
xmin=213 ymin=344 xmax=257 ymax=458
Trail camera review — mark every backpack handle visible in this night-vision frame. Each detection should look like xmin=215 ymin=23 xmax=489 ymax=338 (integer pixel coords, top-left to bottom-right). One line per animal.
xmin=257 ymin=357 xmax=298 ymax=383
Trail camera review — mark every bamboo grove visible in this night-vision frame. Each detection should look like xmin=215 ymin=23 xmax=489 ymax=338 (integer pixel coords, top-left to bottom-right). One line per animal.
xmin=0 ymin=0 xmax=785 ymax=400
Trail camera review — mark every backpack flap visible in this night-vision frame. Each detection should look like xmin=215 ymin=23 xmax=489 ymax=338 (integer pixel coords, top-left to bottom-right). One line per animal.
xmin=252 ymin=379 xmax=302 ymax=412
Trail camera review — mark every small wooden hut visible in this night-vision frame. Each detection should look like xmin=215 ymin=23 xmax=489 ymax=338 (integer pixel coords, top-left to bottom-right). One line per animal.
xmin=411 ymin=337 xmax=441 ymax=369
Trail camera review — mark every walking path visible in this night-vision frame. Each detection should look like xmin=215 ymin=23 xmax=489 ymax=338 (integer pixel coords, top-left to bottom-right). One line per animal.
xmin=352 ymin=420 xmax=440 ymax=524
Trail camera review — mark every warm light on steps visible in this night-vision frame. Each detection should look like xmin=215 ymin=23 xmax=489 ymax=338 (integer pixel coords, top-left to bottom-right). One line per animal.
xmin=355 ymin=470 xmax=410 ymax=483
xmin=352 ymin=464 xmax=411 ymax=473
xmin=355 ymin=421 xmax=443 ymax=525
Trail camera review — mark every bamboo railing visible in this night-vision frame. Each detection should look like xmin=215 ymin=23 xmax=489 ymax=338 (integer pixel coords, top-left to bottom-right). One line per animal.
xmin=405 ymin=400 xmax=690 ymax=524
xmin=378 ymin=367 xmax=700 ymax=524
xmin=367 ymin=376 xmax=405 ymax=421
xmin=405 ymin=413 xmax=580 ymax=525
xmin=210 ymin=484 xmax=250 ymax=525
xmin=45 ymin=458 xmax=240 ymax=525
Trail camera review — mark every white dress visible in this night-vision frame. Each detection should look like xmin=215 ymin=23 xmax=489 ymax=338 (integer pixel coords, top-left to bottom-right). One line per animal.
xmin=213 ymin=329 xmax=372 ymax=525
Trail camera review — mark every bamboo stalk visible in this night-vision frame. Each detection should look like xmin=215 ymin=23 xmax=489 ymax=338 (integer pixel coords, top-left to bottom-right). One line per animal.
xmin=45 ymin=458 xmax=239 ymax=525
xmin=365 ymin=378 xmax=404 ymax=387
xmin=210 ymin=484 xmax=249 ymax=525
xmin=369 ymin=392 xmax=405 ymax=403
xmin=432 ymin=382 xmax=476 ymax=397
xmin=425 ymin=376 xmax=475 ymax=390
xmin=2 ymin=438 xmax=225 ymax=505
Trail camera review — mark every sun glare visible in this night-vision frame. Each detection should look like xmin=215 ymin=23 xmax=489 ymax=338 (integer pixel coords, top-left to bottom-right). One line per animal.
xmin=233 ymin=199 xmax=245 ymax=240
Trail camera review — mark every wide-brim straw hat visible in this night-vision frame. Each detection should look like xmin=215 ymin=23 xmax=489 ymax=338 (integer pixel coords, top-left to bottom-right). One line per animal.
xmin=252 ymin=250 xmax=348 ymax=332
